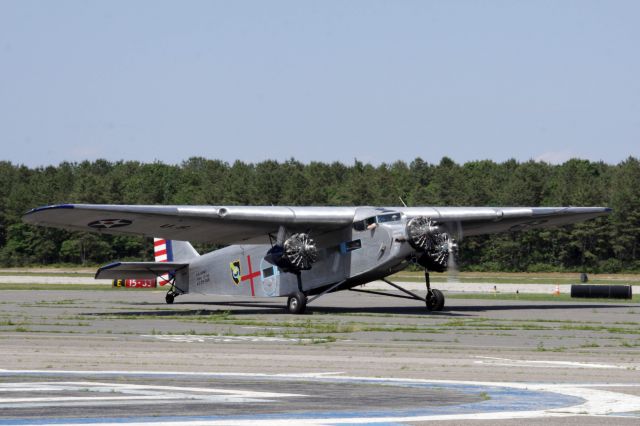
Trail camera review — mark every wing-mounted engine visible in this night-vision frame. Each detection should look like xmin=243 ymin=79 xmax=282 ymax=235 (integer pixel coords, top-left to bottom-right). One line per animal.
xmin=265 ymin=230 xmax=319 ymax=273
xmin=406 ymin=216 xmax=453 ymax=272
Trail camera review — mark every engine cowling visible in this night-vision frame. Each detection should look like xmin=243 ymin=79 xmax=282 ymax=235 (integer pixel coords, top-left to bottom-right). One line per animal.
xmin=284 ymin=233 xmax=318 ymax=270
xmin=406 ymin=216 xmax=451 ymax=272
xmin=266 ymin=232 xmax=319 ymax=273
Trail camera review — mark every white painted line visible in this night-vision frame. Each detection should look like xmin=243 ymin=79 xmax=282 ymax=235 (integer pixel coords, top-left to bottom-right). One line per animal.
xmin=142 ymin=334 xmax=329 ymax=344
xmin=0 ymin=380 xmax=308 ymax=411
xmin=0 ymin=395 xmax=179 ymax=403
xmin=275 ymin=372 xmax=345 ymax=378
xmin=0 ymin=275 xmax=111 ymax=285
xmin=474 ymin=355 xmax=631 ymax=369
xmin=0 ymin=381 xmax=305 ymax=399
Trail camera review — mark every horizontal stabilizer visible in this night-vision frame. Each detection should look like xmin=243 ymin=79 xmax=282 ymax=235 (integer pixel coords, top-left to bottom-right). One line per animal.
xmin=95 ymin=262 xmax=189 ymax=279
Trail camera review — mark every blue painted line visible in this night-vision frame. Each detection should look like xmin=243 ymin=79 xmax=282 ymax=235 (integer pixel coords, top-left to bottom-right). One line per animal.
xmin=25 ymin=204 xmax=75 ymax=215
xmin=165 ymin=240 xmax=174 ymax=262
xmin=611 ymin=412 xmax=640 ymax=418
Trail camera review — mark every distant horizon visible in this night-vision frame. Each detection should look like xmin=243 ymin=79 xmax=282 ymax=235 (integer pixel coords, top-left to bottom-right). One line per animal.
xmin=3 ymin=154 xmax=638 ymax=169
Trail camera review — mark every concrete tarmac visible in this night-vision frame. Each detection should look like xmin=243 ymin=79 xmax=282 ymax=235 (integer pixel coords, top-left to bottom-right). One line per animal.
xmin=0 ymin=285 xmax=639 ymax=425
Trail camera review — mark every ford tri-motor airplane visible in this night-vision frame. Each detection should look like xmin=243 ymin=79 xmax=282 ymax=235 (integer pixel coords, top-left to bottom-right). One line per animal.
xmin=23 ymin=204 xmax=611 ymax=314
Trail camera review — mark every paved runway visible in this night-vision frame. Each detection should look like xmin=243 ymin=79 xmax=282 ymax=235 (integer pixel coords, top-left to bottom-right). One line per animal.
xmin=0 ymin=286 xmax=639 ymax=424
xmin=2 ymin=274 xmax=637 ymax=295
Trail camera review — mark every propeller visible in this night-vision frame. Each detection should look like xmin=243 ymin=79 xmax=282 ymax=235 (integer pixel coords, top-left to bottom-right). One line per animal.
xmin=283 ymin=233 xmax=318 ymax=271
xmin=406 ymin=216 xmax=441 ymax=251
xmin=446 ymin=221 xmax=463 ymax=283
xmin=406 ymin=216 xmax=463 ymax=276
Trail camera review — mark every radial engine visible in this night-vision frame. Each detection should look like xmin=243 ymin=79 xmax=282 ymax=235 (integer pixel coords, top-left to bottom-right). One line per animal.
xmin=405 ymin=216 xmax=455 ymax=272
xmin=265 ymin=231 xmax=319 ymax=273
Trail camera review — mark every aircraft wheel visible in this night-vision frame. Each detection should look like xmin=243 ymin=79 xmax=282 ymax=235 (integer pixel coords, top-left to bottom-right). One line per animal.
xmin=287 ymin=292 xmax=307 ymax=315
xmin=165 ymin=293 xmax=175 ymax=304
xmin=432 ymin=288 xmax=445 ymax=311
xmin=426 ymin=289 xmax=445 ymax=311
xmin=426 ymin=292 xmax=435 ymax=311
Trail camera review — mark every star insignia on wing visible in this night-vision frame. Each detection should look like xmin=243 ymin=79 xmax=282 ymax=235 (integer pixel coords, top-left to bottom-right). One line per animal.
xmin=88 ymin=219 xmax=132 ymax=229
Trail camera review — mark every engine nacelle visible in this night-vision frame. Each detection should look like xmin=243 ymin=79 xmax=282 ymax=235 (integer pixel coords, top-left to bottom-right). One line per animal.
xmin=406 ymin=216 xmax=451 ymax=272
xmin=265 ymin=232 xmax=319 ymax=273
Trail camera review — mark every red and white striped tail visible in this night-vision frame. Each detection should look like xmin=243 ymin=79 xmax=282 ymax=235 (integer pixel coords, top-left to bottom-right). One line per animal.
xmin=154 ymin=238 xmax=173 ymax=286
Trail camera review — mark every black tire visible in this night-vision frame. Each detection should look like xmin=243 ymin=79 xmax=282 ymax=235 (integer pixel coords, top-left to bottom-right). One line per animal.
xmin=426 ymin=289 xmax=445 ymax=311
xmin=165 ymin=293 xmax=175 ymax=304
xmin=426 ymin=293 xmax=436 ymax=311
xmin=432 ymin=288 xmax=445 ymax=311
xmin=287 ymin=291 xmax=307 ymax=314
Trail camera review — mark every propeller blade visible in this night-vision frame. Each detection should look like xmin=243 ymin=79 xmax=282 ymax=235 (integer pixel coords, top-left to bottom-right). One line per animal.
xmin=447 ymin=237 xmax=459 ymax=283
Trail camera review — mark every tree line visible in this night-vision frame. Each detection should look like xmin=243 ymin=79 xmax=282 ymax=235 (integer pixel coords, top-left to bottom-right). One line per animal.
xmin=0 ymin=157 xmax=638 ymax=272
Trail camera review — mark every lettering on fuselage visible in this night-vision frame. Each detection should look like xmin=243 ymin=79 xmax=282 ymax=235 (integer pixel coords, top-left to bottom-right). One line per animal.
xmin=195 ymin=270 xmax=210 ymax=286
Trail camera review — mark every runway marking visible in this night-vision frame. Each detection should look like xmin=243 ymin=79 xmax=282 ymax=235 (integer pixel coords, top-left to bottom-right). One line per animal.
xmin=0 ymin=370 xmax=639 ymax=425
xmin=141 ymin=334 xmax=329 ymax=343
xmin=474 ymin=355 xmax=631 ymax=369
xmin=0 ymin=380 xmax=306 ymax=410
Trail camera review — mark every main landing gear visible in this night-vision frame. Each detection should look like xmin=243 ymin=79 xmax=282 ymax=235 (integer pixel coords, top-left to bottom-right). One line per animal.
xmin=349 ymin=269 xmax=445 ymax=312
xmin=424 ymin=271 xmax=445 ymax=311
xmin=287 ymin=291 xmax=307 ymax=314
xmin=286 ymin=273 xmax=308 ymax=314
xmin=283 ymin=270 xmax=445 ymax=314
xmin=285 ymin=274 xmax=347 ymax=314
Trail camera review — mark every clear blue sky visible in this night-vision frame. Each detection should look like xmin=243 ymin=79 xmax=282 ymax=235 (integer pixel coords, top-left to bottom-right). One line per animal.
xmin=1 ymin=0 xmax=638 ymax=167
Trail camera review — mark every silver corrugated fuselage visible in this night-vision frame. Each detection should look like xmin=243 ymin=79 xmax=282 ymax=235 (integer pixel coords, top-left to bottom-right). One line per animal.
xmin=179 ymin=220 xmax=413 ymax=297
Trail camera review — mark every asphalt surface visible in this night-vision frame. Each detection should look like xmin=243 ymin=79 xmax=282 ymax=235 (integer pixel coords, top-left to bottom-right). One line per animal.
xmin=1 ymin=284 xmax=639 ymax=425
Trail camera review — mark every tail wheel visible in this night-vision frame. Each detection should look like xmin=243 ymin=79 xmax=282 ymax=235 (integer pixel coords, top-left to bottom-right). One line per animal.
xmin=287 ymin=291 xmax=307 ymax=314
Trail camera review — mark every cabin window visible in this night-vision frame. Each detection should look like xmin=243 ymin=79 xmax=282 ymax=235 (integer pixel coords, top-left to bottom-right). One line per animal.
xmin=353 ymin=216 xmax=377 ymax=231
xmin=340 ymin=239 xmax=362 ymax=254
xmin=376 ymin=213 xmax=401 ymax=223
xmin=353 ymin=213 xmax=401 ymax=230
xmin=262 ymin=267 xmax=274 ymax=278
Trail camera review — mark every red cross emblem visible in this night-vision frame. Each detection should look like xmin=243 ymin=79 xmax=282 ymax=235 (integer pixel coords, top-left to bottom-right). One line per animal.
xmin=240 ymin=255 xmax=260 ymax=297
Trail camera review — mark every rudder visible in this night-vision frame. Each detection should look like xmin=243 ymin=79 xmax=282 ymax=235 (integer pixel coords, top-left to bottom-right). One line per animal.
xmin=154 ymin=238 xmax=199 ymax=285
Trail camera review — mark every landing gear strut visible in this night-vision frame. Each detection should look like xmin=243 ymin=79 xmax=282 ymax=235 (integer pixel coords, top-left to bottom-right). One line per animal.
xmin=285 ymin=275 xmax=348 ymax=314
xmin=164 ymin=275 xmax=184 ymax=305
xmin=424 ymin=271 xmax=445 ymax=311
xmin=349 ymin=269 xmax=445 ymax=312
xmin=286 ymin=273 xmax=308 ymax=314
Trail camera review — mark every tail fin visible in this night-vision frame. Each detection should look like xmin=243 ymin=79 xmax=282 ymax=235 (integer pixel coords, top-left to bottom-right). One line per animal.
xmin=154 ymin=238 xmax=199 ymax=285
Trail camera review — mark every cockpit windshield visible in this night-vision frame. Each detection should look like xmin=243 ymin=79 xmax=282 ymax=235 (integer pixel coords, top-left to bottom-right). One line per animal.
xmin=376 ymin=213 xmax=402 ymax=223
xmin=353 ymin=212 xmax=402 ymax=231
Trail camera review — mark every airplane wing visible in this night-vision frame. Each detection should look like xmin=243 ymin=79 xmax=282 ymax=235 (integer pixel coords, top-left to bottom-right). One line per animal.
xmin=23 ymin=204 xmax=357 ymax=244
xmin=23 ymin=204 xmax=611 ymax=243
xmin=95 ymin=261 xmax=188 ymax=279
xmin=397 ymin=206 xmax=612 ymax=237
